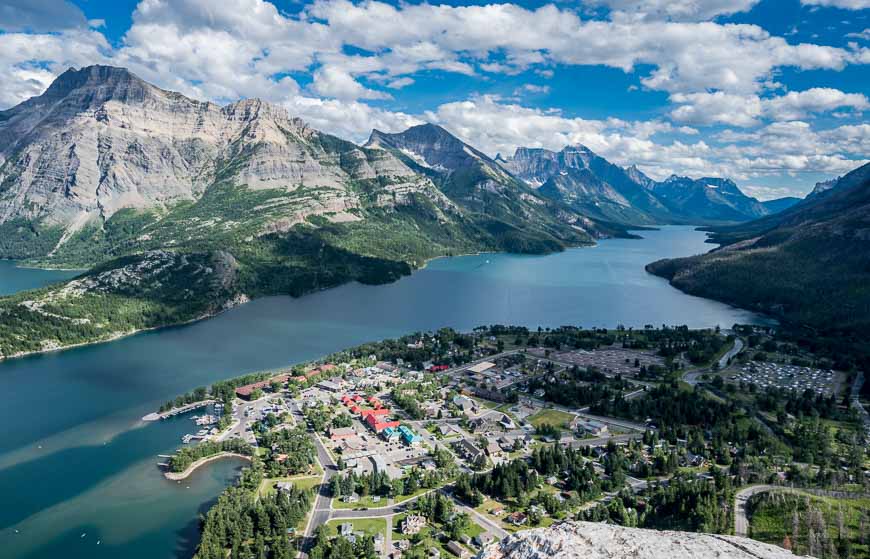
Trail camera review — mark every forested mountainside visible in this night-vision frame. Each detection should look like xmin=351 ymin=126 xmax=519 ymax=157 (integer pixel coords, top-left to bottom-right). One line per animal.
xmin=647 ymin=162 xmax=870 ymax=332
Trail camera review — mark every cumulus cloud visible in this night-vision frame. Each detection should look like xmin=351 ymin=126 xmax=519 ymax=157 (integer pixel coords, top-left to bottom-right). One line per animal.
xmin=801 ymin=0 xmax=870 ymax=9
xmin=0 ymin=0 xmax=88 ymax=32
xmin=670 ymin=88 xmax=868 ymax=127
xmin=582 ymin=0 xmax=761 ymax=22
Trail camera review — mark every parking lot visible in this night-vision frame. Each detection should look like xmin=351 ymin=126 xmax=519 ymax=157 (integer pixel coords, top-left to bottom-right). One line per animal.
xmin=730 ymin=362 xmax=838 ymax=395
xmin=544 ymin=348 xmax=665 ymax=376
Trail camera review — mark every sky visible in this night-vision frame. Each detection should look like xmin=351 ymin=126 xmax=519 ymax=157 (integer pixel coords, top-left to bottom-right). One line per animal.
xmin=0 ymin=0 xmax=868 ymax=199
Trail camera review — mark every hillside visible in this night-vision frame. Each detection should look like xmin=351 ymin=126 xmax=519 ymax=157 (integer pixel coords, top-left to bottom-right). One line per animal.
xmin=479 ymin=521 xmax=810 ymax=559
xmin=647 ymin=162 xmax=870 ymax=331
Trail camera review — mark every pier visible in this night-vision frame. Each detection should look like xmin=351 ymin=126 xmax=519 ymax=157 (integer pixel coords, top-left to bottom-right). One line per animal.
xmin=142 ymin=399 xmax=215 ymax=421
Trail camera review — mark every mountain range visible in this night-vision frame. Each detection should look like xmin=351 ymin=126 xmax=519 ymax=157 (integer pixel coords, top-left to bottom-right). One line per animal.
xmin=648 ymin=162 xmax=870 ymax=332
xmin=0 ymin=65 xmax=844 ymax=356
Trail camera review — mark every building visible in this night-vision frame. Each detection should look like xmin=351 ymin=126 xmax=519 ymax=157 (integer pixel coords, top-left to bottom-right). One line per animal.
xmin=485 ymin=441 xmax=503 ymax=457
xmin=574 ymin=418 xmax=608 ymax=437
xmin=398 ymin=425 xmax=422 ymax=446
xmin=317 ymin=379 xmax=343 ymax=392
xmin=339 ymin=523 xmax=354 ymax=537
xmin=381 ymin=426 xmax=400 ymax=441
xmin=369 ymin=454 xmax=394 ymax=479
xmin=235 ymin=374 xmax=290 ymax=399
xmin=468 ymin=361 xmax=496 ymax=374
xmin=452 ymin=395 xmax=478 ymax=413
xmin=447 ymin=541 xmax=469 ymax=558
xmin=455 ymin=439 xmax=484 ymax=463
xmin=361 ymin=408 xmax=391 ymax=420
xmin=401 ymin=514 xmax=426 ymax=535
xmin=473 ymin=533 xmax=493 ymax=548
xmin=366 ymin=414 xmax=400 ymax=433
xmin=507 ymin=512 xmax=528 ymax=525
xmin=498 ymin=414 xmax=515 ymax=429
xmin=330 ymin=427 xmax=357 ymax=440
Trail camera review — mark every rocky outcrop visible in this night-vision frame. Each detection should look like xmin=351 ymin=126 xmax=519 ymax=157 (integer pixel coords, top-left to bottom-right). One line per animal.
xmin=478 ymin=521 xmax=810 ymax=559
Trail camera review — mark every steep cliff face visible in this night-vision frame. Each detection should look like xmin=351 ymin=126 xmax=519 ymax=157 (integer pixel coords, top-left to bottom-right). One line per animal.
xmin=478 ymin=522 xmax=810 ymax=559
xmin=0 ymin=66 xmax=459 ymax=263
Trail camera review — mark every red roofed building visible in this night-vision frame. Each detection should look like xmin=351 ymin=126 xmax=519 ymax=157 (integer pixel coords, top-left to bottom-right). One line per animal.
xmin=366 ymin=414 xmax=400 ymax=433
xmin=361 ymin=408 xmax=390 ymax=419
xmin=350 ymin=405 xmax=362 ymax=415
xmin=352 ymin=395 xmax=363 ymax=402
xmin=235 ymin=374 xmax=290 ymax=399
xmin=320 ymin=364 xmax=337 ymax=373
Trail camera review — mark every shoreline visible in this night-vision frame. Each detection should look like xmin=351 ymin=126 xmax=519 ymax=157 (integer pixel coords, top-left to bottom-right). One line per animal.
xmin=163 ymin=452 xmax=252 ymax=481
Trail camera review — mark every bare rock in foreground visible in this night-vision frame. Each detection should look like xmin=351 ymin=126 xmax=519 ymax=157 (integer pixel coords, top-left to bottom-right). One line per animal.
xmin=478 ymin=522 xmax=809 ymax=559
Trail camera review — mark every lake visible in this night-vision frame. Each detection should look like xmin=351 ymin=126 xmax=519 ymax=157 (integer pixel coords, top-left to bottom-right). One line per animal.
xmin=0 ymin=226 xmax=770 ymax=559
xmin=0 ymin=260 xmax=81 ymax=295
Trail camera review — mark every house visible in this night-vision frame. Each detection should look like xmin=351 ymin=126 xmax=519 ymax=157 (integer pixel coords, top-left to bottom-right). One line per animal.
xmin=438 ymin=424 xmax=459 ymax=437
xmin=473 ymin=533 xmax=493 ymax=548
xmin=428 ymin=547 xmax=441 ymax=559
xmin=275 ymin=481 xmax=294 ymax=493
xmin=343 ymin=493 xmax=360 ymax=504
xmin=507 ymin=512 xmax=528 ymax=525
xmin=455 ymin=439 xmax=484 ymax=463
xmin=498 ymin=414 xmax=515 ymax=429
xmin=339 ymin=523 xmax=354 ymax=537
xmin=330 ymin=427 xmax=357 ymax=440
xmin=489 ymin=505 xmax=505 ymax=517
xmin=485 ymin=441 xmax=503 ymax=458
xmin=447 ymin=541 xmax=469 ymax=558
xmin=401 ymin=514 xmax=427 ymax=535
xmin=374 ymin=533 xmax=385 ymax=552
xmin=452 ymin=395 xmax=478 ymax=413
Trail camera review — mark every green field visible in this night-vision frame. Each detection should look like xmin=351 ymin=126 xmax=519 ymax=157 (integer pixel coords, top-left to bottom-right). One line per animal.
xmin=325 ymin=517 xmax=387 ymax=539
xmin=527 ymin=409 xmax=575 ymax=428
xmin=331 ymin=494 xmax=389 ymax=510
xmin=258 ymin=474 xmax=321 ymax=497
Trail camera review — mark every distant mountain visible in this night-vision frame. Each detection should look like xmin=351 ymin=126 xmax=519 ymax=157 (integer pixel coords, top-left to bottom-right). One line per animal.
xmin=808 ymin=177 xmax=839 ymax=198
xmin=647 ymin=162 xmax=870 ymax=331
xmin=649 ymin=175 xmax=769 ymax=223
xmin=500 ymin=145 xmax=784 ymax=225
xmin=365 ymin=125 xmax=623 ymax=252
xmin=501 ymin=146 xmax=675 ymax=225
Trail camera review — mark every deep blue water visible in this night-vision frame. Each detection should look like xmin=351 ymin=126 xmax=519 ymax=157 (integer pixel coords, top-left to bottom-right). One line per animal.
xmin=0 ymin=261 xmax=81 ymax=295
xmin=0 ymin=226 xmax=770 ymax=558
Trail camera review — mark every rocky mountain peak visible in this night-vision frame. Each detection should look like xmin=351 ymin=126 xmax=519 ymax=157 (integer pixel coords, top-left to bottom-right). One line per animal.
xmin=40 ymin=64 xmax=156 ymax=106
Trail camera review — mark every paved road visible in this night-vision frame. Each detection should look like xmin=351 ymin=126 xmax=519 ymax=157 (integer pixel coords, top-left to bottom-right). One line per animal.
xmin=733 ymin=485 xmax=791 ymax=537
xmin=682 ymin=335 xmax=745 ymax=387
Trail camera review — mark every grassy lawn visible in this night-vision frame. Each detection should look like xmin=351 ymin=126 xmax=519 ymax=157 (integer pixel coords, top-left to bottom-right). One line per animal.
xmin=325 ymin=518 xmax=387 ymax=539
xmin=332 ymin=494 xmax=389 ymax=509
xmin=258 ymin=474 xmax=321 ymax=497
xmin=527 ymin=409 xmax=575 ymax=428
xmin=394 ymin=487 xmax=434 ymax=504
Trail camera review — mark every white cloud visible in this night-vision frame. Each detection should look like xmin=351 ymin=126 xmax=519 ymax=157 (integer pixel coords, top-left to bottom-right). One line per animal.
xmin=670 ymin=88 xmax=868 ymax=127
xmin=845 ymin=28 xmax=870 ymax=40
xmin=0 ymin=30 xmax=111 ymax=107
xmin=0 ymin=0 xmax=88 ymax=32
xmin=801 ymin=0 xmax=870 ymax=9
xmin=582 ymin=0 xmax=761 ymax=22
xmin=283 ymin=95 xmax=422 ymax=143
xmin=763 ymin=87 xmax=868 ymax=120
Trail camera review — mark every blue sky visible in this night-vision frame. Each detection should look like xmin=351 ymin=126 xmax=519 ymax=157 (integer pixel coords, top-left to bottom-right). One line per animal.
xmin=1 ymin=0 xmax=868 ymax=198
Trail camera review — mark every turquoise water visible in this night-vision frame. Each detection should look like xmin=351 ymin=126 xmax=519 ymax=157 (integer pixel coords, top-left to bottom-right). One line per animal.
xmin=0 ymin=227 xmax=770 ymax=558
xmin=0 ymin=260 xmax=81 ymax=295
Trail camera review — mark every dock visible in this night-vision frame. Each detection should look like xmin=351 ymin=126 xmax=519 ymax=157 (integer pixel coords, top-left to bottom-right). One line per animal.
xmin=142 ymin=399 xmax=215 ymax=421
